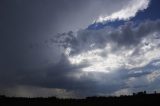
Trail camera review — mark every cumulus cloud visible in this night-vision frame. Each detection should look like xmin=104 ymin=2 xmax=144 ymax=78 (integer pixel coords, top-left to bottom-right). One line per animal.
xmin=61 ymin=20 xmax=160 ymax=73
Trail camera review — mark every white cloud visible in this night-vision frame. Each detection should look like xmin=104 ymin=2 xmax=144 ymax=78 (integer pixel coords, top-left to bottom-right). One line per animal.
xmin=97 ymin=0 xmax=150 ymax=22
xmin=64 ymin=20 xmax=160 ymax=73
xmin=66 ymin=45 xmax=126 ymax=73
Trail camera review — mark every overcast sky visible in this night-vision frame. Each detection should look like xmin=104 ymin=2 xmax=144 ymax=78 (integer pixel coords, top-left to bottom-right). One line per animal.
xmin=1 ymin=0 xmax=160 ymax=98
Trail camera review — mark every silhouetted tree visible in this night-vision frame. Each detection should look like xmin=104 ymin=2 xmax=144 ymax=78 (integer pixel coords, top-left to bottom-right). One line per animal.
xmin=133 ymin=93 xmax=136 ymax=96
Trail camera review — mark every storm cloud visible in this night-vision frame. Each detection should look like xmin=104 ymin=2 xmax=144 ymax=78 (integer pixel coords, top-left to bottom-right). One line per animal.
xmin=1 ymin=0 xmax=160 ymax=98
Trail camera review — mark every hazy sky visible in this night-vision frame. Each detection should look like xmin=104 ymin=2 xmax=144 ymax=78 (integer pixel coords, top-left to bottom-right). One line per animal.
xmin=1 ymin=0 xmax=160 ymax=98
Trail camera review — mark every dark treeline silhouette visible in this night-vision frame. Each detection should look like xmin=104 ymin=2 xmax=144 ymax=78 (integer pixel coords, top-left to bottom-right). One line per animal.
xmin=0 ymin=91 xmax=160 ymax=106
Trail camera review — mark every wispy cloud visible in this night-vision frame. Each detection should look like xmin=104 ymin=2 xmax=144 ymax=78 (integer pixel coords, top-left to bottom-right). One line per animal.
xmin=97 ymin=0 xmax=150 ymax=22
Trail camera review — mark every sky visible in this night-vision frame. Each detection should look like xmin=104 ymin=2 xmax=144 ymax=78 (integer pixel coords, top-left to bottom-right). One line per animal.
xmin=1 ymin=0 xmax=160 ymax=98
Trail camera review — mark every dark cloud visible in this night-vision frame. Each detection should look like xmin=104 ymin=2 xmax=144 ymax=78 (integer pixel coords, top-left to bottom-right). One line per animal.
xmin=1 ymin=19 xmax=160 ymax=98
xmin=1 ymin=0 xmax=160 ymax=98
xmin=0 ymin=0 xmax=135 ymax=71
xmin=1 ymin=19 xmax=160 ymax=97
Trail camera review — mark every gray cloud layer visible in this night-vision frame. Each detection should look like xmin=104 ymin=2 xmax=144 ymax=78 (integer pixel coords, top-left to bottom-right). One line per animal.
xmin=1 ymin=0 xmax=160 ymax=98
